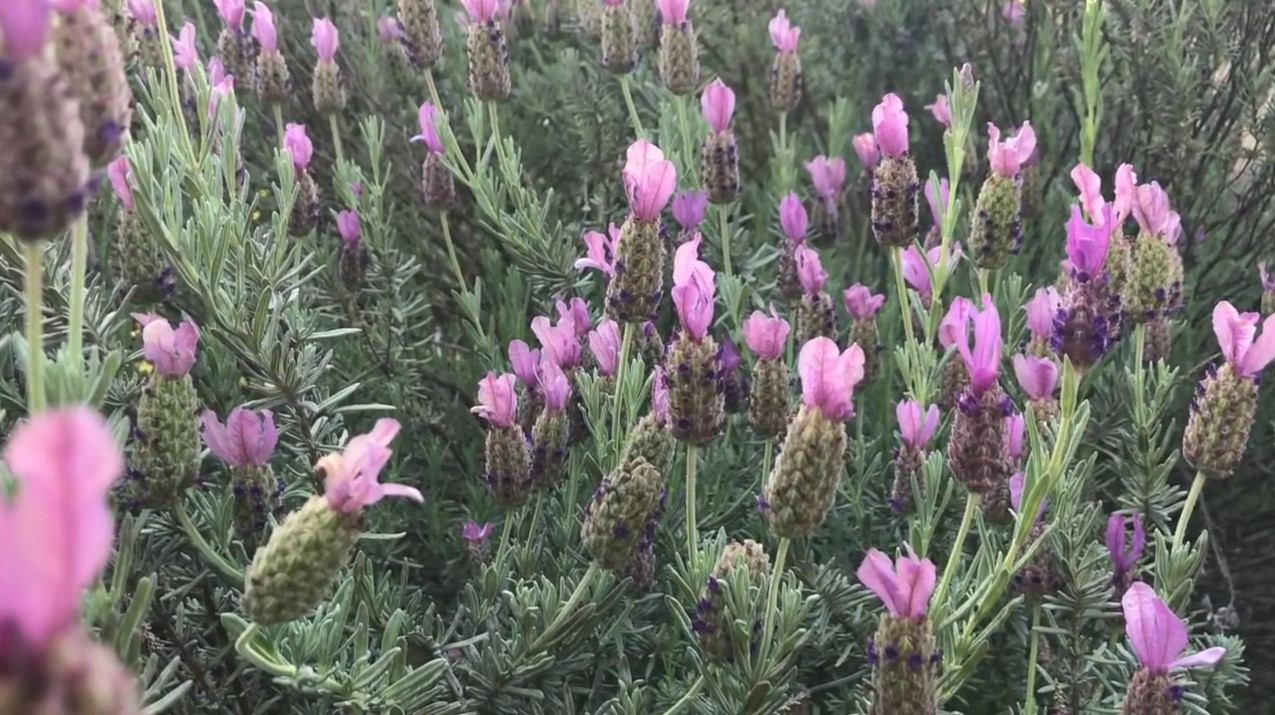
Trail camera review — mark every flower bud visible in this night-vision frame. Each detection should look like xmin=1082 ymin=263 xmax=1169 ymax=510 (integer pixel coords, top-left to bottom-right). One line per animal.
xmin=312 ymin=60 xmax=345 ymax=115
xmin=665 ymin=333 xmax=725 ymax=446
xmin=889 ymin=443 xmax=926 ymax=514
xmin=606 ymin=214 xmax=666 ymax=323
xmin=748 ymin=357 xmax=789 ymax=439
xmin=484 ymin=424 xmax=533 ymax=506
xmin=701 ymin=131 xmax=740 ymax=205
xmin=1123 ymin=232 xmax=1184 ymax=323
xmin=870 ymin=156 xmax=920 ymax=248
xmin=694 ymin=539 xmax=770 ymax=661
xmin=618 ymin=412 xmax=675 ymax=479
xmin=640 ymin=320 xmax=665 ymax=367
xmin=218 ymin=29 xmax=257 ymax=88
xmin=766 ymin=10 xmax=802 ymax=113
xmin=1120 ymin=668 xmax=1179 ymax=715
xmin=288 ymin=170 xmax=321 ymax=236
xmin=125 ymin=375 xmax=201 ymax=509
xmin=576 ymin=0 xmax=603 ymax=36
xmin=968 ymin=173 xmax=1024 ymax=270
xmin=599 ymin=1 xmax=637 ymax=74
xmin=466 ymin=17 xmax=511 ymax=101
xmin=657 ymin=15 xmax=698 ymax=95
xmin=1183 ymin=363 xmax=1257 ymax=478
xmin=51 ymin=4 xmax=133 ymax=167
xmin=762 ymin=405 xmax=847 ymax=538
xmin=1143 ymin=316 xmax=1172 ymax=364
xmin=582 ymin=457 xmax=664 ymax=569
xmin=719 ymin=337 xmax=749 ymax=415
xmin=868 ymin=614 xmax=940 ymax=715
xmin=531 ymin=406 xmax=570 ymax=489
xmin=796 ymin=291 xmax=837 ymax=345
xmin=397 ymin=0 xmax=443 ymax=68
xmin=421 ymin=151 xmax=456 ymax=207
xmin=947 ymin=385 xmax=1010 ymax=495
xmin=254 ymin=52 xmax=292 ymax=105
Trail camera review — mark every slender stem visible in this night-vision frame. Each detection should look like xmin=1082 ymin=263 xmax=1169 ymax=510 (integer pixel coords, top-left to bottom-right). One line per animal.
xmin=761 ymin=438 xmax=774 ymax=491
xmin=496 ymin=512 xmax=515 ymax=564
xmin=674 ymin=94 xmax=694 ymax=170
xmin=891 ymin=247 xmax=917 ymax=352
xmin=487 ymin=101 xmax=511 ymax=174
xmin=618 ymin=74 xmax=645 ymax=138
xmin=661 ymin=676 xmax=706 ymax=715
xmin=424 ymin=69 xmax=442 ymax=109
xmin=150 ymin=0 xmax=193 ymax=159
xmin=1024 ymin=601 xmax=1042 ymax=715
xmin=1172 ymin=472 xmax=1207 ymax=552
xmin=328 ymin=113 xmax=344 ymax=165
xmin=760 ymin=536 xmax=790 ymax=665
xmin=439 ymin=212 xmax=466 ymax=289
xmin=24 ymin=241 xmax=45 ymax=414
xmin=68 ymin=216 xmax=88 ymax=369
xmin=527 ymin=493 xmax=544 ymax=541
xmin=530 ymin=562 xmax=601 ymax=651
xmin=718 ymin=203 xmax=732 ymax=277
xmin=173 ymin=500 xmax=245 ymax=583
xmin=932 ymin=492 xmax=980 ymax=610
xmin=272 ymin=104 xmax=285 ymax=147
xmin=685 ymin=444 xmax=699 ymax=566
xmin=977 ymin=267 xmax=991 ymax=298
xmin=611 ymin=322 xmax=635 ymax=463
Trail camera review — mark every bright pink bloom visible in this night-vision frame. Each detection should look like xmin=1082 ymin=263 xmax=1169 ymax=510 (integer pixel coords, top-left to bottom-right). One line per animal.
xmin=652 ymin=366 xmax=669 ymax=423
xmin=133 ymin=313 xmax=200 ymax=378
xmin=924 ymin=93 xmax=950 ymax=127
xmin=778 ymin=192 xmax=807 ymax=243
xmin=1013 ymin=354 xmax=1058 ymax=401
xmin=323 ymin=419 xmax=422 ymax=513
xmin=937 ymin=296 xmax=972 ymax=349
xmin=853 ymin=133 xmax=878 ymax=169
xmin=531 ymin=314 xmax=582 ymax=369
xmin=0 ymin=407 xmax=124 ymax=649
xmin=507 ymin=339 xmax=540 ymax=387
xmin=700 ymin=78 xmax=735 ymax=134
xmin=462 ymin=520 xmax=493 ymax=543
xmin=461 ymin=0 xmax=500 ymax=22
xmin=742 ymin=306 xmax=789 ymax=360
xmin=537 ymin=358 xmax=572 ymax=411
xmin=472 ymin=372 xmax=518 ymax=428
xmin=794 ymin=244 xmax=827 ymax=295
xmin=377 ymin=16 xmax=402 ymax=41
xmin=925 ymin=177 xmax=950 ymax=227
xmin=1113 ymin=163 xmax=1137 ymax=224
xmin=0 ymin=1 xmax=52 ymax=61
xmin=251 ymin=2 xmax=277 ymax=53
xmin=843 ymin=284 xmax=885 ymax=320
xmin=1106 ymin=512 xmax=1145 ymax=578
xmin=805 ymin=156 xmax=847 ymax=201
xmin=311 ymin=17 xmax=339 ymax=61
xmin=658 ymin=0 xmax=689 ymax=24
xmin=336 ymin=210 xmax=360 ymax=246
xmin=623 ymin=140 xmax=678 ymax=221
xmin=284 ymin=123 xmax=313 ymax=172
xmin=797 ymin=337 xmax=865 ymax=422
xmin=872 ymin=93 xmax=909 ymax=159
xmin=768 ymin=9 xmax=800 ymax=52
xmin=411 ymin=102 xmax=444 ymax=153
xmin=1024 ymin=287 xmax=1059 ymax=340
xmin=987 ymin=122 xmax=1036 ymax=178
xmin=128 ymin=0 xmax=156 ymax=25
xmin=1132 ymin=181 xmax=1172 ymax=237
xmin=575 ymin=223 xmax=620 ymax=277
xmin=672 ymin=190 xmax=708 ymax=230
xmin=1065 ymin=204 xmax=1113 ymax=276
xmin=588 ymin=318 xmax=622 ymax=377
xmin=201 ymin=407 xmax=277 ymax=467
xmin=556 ymin=298 xmax=591 ymax=337
xmin=671 ymin=235 xmax=716 ymax=341
xmin=1005 ymin=411 xmax=1024 ymax=460
xmin=172 ymin=22 xmax=199 ymax=72
xmin=1122 ymin=582 xmax=1226 ymax=673
xmin=856 ymin=546 xmax=936 ymax=620
xmin=896 ymin=400 xmax=939 ymax=448
xmin=1212 ymin=301 xmax=1275 ymax=377
xmin=214 ymin=0 xmax=247 ymax=28
xmin=1070 ymin=163 xmax=1105 ymax=221
xmin=108 ymin=155 xmax=133 ymax=211
xmin=955 ymin=293 xmax=1002 ymax=394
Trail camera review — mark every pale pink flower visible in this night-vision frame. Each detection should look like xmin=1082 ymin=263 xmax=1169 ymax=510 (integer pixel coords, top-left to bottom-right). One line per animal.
xmin=556 ymin=298 xmax=591 ymax=337
xmin=311 ymin=17 xmax=339 ymax=61
xmin=843 ymin=284 xmax=885 ymax=320
xmin=1013 ymin=354 xmax=1058 ymax=401
xmin=778 ymin=192 xmax=807 ymax=243
xmin=1131 ymin=181 xmax=1172 ymax=237
xmin=462 ymin=520 xmax=493 ymax=543
xmin=938 ymin=296 xmax=973 ymax=349
xmin=336 ymin=210 xmax=360 ymax=246
xmin=251 ymin=2 xmax=277 ymax=53
xmin=1113 ymin=163 xmax=1138 ymax=224
xmin=794 ymin=244 xmax=827 ymax=295
xmin=1070 ymin=163 xmax=1105 ymax=221
xmin=1024 ymin=287 xmax=1059 ymax=340
xmin=537 ymin=358 xmax=572 ymax=411
xmin=575 ymin=223 xmax=620 ymax=277
xmin=805 ymin=156 xmax=847 ymax=201
xmin=588 ymin=318 xmax=622 ymax=377
xmin=108 ymin=155 xmax=133 ymax=211
xmin=903 ymin=244 xmax=962 ymax=302
xmin=672 ymin=190 xmax=708 ymax=230
xmin=1008 ymin=471 xmax=1045 ymax=521
xmin=172 ymin=22 xmax=199 ymax=72
xmin=133 ymin=313 xmax=200 ymax=378
xmin=797 ymin=337 xmax=865 ymax=422
xmin=201 ymin=407 xmax=277 ymax=467
xmin=0 ymin=1 xmax=52 ymax=61
xmin=671 ymin=235 xmax=716 ymax=341
xmin=924 ymin=93 xmax=950 ymax=127
xmin=768 ymin=9 xmax=800 ymax=52
xmin=1005 ymin=412 xmax=1025 ymax=460
xmin=623 ymin=140 xmax=677 ymax=221
xmin=1212 ymin=301 xmax=1275 ymax=377
xmin=856 ymin=546 xmax=937 ymax=619
xmin=853 ymin=133 xmax=878 ymax=169
xmin=987 ymin=122 xmax=1036 ymax=178
xmin=1065 ymin=204 xmax=1113 ymax=277
xmin=955 ymin=293 xmax=1002 ymax=394
xmin=1122 ymin=582 xmax=1226 ymax=673
xmin=322 ymin=419 xmax=423 ymax=513
xmin=872 ymin=93 xmax=909 ymax=159
xmin=742 ymin=306 xmax=789 ymax=360
xmin=507 ymin=340 xmax=540 ymax=387
xmin=411 ymin=102 xmax=444 ymax=153
xmin=896 ymin=400 xmax=939 ymax=448
xmin=284 ymin=123 xmax=313 ymax=172
xmin=472 ymin=372 xmax=518 ymax=428
xmin=531 ymin=314 xmax=582 ymax=369
xmin=377 ymin=16 xmax=402 ymax=42
xmin=700 ymin=78 xmax=735 ymax=134
xmin=1106 ymin=512 xmax=1145 ymax=579
xmin=1002 ymin=0 xmax=1025 ymax=26
xmin=658 ymin=0 xmax=689 ymax=24
xmin=925 ymin=177 xmax=950 ymax=228
xmin=214 ymin=0 xmax=247 ymax=29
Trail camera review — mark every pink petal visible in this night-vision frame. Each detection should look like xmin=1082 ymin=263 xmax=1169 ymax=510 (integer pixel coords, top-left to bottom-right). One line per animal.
xmin=1070 ymin=164 xmax=1105 ymax=221
xmin=856 ymin=548 xmax=903 ymax=617
xmin=379 ymin=483 xmax=424 ymax=503
xmin=1122 ymin=582 xmax=1186 ymax=670
xmin=1168 ymin=647 xmax=1226 ymax=671
xmin=1238 ymin=313 xmax=1275 ymax=376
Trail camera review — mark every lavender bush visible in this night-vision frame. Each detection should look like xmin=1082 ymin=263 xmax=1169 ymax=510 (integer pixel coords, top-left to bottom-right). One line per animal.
xmin=2 ymin=0 xmax=1274 ymax=713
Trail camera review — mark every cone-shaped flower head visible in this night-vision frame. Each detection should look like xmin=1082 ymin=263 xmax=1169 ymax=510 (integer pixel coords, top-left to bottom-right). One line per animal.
xmin=589 ymin=318 xmax=622 ymax=377
xmin=0 ymin=407 xmax=124 ymax=650
xmin=1213 ymin=301 xmax=1275 ymax=377
xmin=1013 ymin=354 xmax=1057 ymax=401
xmin=128 ymin=0 xmax=156 ymax=25
xmin=108 ymin=155 xmax=133 ymax=211
xmin=843 ymin=284 xmax=885 ymax=320
xmin=779 ymin=191 xmax=807 ymax=243
xmin=531 ymin=314 xmax=583 ymax=369
xmin=768 ymin=9 xmax=799 ymax=52
xmin=321 ymin=419 xmax=423 ymax=513
xmin=1065 ymin=203 xmax=1113 ymax=278
xmin=806 ymin=156 xmax=847 ymax=202
xmin=743 ymin=306 xmax=789 ymax=360
xmin=658 ymin=0 xmax=689 ymax=24
xmin=537 ymin=358 xmax=572 ymax=411
xmin=872 ymin=93 xmax=909 ymax=159
xmin=508 ymin=340 xmax=540 ymax=388
xmin=311 ymin=17 xmax=339 ymax=61
xmin=795 ymin=244 xmax=827 ymax=295
xmin=956 ymin=294 xmax=1002 ymax=394
xmin=925 ymin=93 xmax=951 ymax=127
xmin=173 ymin=22 xmax=200 ymax=71
xmin=672 ymin=190 xmax=708 ymax=231
xmin=412 ymin=101 xmax=445 ymax=153
xmin=925 ymin=177 xmax=950 ymax=227
xmin=201 ymin=407 xmax=277 ymax=468
xmin=251 ymin=2 xmax=278 ymax=52
xmin=987 ymin=122 xmax=1036 ymax=177
xmin=896 ymin=400 xmax=939 ymax=449
xmin=461 ymin=0 xmax=500 ymax=21
xmin=215 ymin=0 xmax=247 ymax=28
xmin=799 ymin=337 xmax=865 ymax=422
xmin=700 ymin=78 xmax=735 ymax=133
xmin=133 ymin=313 xmax=200 ymax=378
xmin=856 ymin=546 xmax=936 ymax=619
xmin=576 ymin=223 xmax=620 ymax=277
xmin=1025 ymin=287 xmax=1060 ymax=341
xmin=672 ymin=235 xmax=716 ymax=341
xmin=1106 ymin=512 xmax=1145 ymax=580
xmin=284 ymin=123 xmax=313 ymax=172
xmin=853 ymin=133 xmax=878 ymax=169
xmin=938 ymin=296 xmax=973 ymax=349
xmin=472 ymin=372 xmax=518 ymax=428
xmin=623 ymin=139 xmax=677 ymax=221
xmin=556 ymin=297 xmax=592 ymax=337
xmin=336 ymin=210 xmax=359 ymax=245
xmin=0 ymin=1 xmax=53 ymax=61
xmin=1122 ymin=582 xmax=1226 ymax=673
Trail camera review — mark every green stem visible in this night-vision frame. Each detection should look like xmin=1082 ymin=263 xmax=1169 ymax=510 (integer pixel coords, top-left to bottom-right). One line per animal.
xmin=530 ymin=562 xmax=601 ymax=651
xmin=424 ymin=69 xmax=442 ymax=109
xmin=527 ymin=493 xmax=544 ymax=541
xmin=685 ymin=444 xmax=699 ymax=566
xmin=68 ymin=216 xmax=88 ymax=369
xmin=1024 ymin=601 xmax=1042 ymax=715
xmin=487 ymin=101 xmax=511 ymax=174
xmin=328 ymin=113 xmax=344 ymax=165
xmin=619 ymin=74 xmax=645 ymax=138
xmin=761 ymin=438 xmax=774 ymax=492
xmin=932 ymin=492 xmax=980 ymax=611
xmin=439 ymin=212 xmax=466 ymax=290
xmin=661 ymin=675 xmax=706 ymax=715
xmin=718 ymin=203 xmax=732 ymax=276
xmin=150 ymin=0 xmax=193 ymax=159
xmin=272 ymin=104 xmax=285 ymax=147
xmin=977 ymin=267 xmax=991 ymax=298
xmin=173 ymin=499 xmax=245 ymax=583
xmin=1172 ymin=472 xmax=1207 ymax=552
xmin=611 ymin=322 xmax=635 ymax=465
xmin=675 ymin=94 xmax=694 ymax=172
xmin=24 ymin=240 xmax=45 ymax=414
xmin=496 ymin=512 xmax=515 ymax=565
xmin=760 ymin=536 xmax=790 ymax=666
